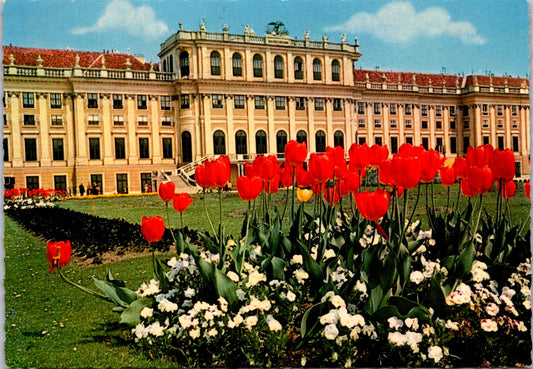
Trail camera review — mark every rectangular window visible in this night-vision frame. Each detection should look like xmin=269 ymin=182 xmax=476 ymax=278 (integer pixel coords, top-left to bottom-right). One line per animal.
xmin=141 ymin=173 xmax=152 ymax=192
xmin=357 ymin=102 xmax=365 ymax=114
xmin=512 ymin=120 xmax=518 ymax=128
xmin=404 ymin=104 xmax=412 ymax=115
xmin=137 ymin=95 xmax=147 ymax=110
xmin=482 ymin=119 xmax=489 ymax=128
xmin=462 ymin=105 xmax=469 ymax=116
xmin=162 ymin=137 xmax=173 ymax=159
xmin=24 ymin=115 xmax=35 ymax=125
xmin=333 ymin=98 xmax=343 ymax=112
xmin=497 ymin=119 xmax=504 ymax=128
xmin=4 ymin=115 xmax=7 ymax=125
xmin=212 ymin=94 xmax=224 ymax=109
xmin=26 ymin=176 xmax=39 ymax=190
xmin=373 ymin=102 xmax=381 ymax=115
xmin=90 ymin=174 xmax=103 ymax=194
xmin=25 ymin=138 xmax=37 ymax=161
xmin=497 ymin=136 xmax=504 ymax=150
xmin=358 ymin=119 xmax=365 ymax=128
xmin=436 ymin=137 xmax=444 ymax=153
xmin=389 ymin=103 xmax=397 ymax=115
xmin=114 ymin=137 xmax=126 ymax=159
xmin=463 ymin=137 xmax=470 ymax=153
xmin=450 ymin=120 xmax=456 ymax=129
xmin=314 ymin=98 xmax=324 ymax=111
xmin=52 ymin=138 xmax=64 ymax=161
xmin=422 ymin=137 xmax=429 ymax=150
xmin=51 ymin=115 xmax=63 ymax=126
xmin=374 ymin=119 xmax=381 ymax=128
xmin=358 ymin=137 xmax=366 ymax=144
xmin=54 ymin=175 xmax=67 ymax=191
xmin=275 ymin=96 xmax=286 ymax=110
xmin=139 ymin=138 xmax=150 ymax=159
xmin=87 ymin=93 xmax=98 ymax=109
xmin=436 ymin=121 xmax=442 ymax=129
xmin=421 ymin=105 xmax=428 ymax=116
xmin=405 ymin=119 xmax=412 ymax=128
xmin=482 ymin=104 xmax=489 ymax=115
xmin=116 ymin=174 xmax=128 ymax=194
xmin=511 ymin=105 xmax=518 ymax=116
xmin=450 ymin=137 xmax=457 ymax=154
xmin=449 ymin=106 xmax=456 ymax=116
xmin=22 ymin=92 xmax=34 ymax=108
xmin=296 ymin=97 xmax=306 ymax=111
xmin=234 ymin=95 xmax=245 ymax=109
xmin=512 ymin=136 xmax=519 ymax=152
xmin=497 ymin=105 xmax=503 ymax=116
xmin=50 ymin=93 xmax=62 ymax=109
xmin=390 ymin=119 xmax=397 ymax=128
xmin=161 ymin=116 xmax=172 ymax=126
xmin=254 ymin=96 xmax=265 ymax=110
xmin=181 ymin=94 xmax=190 ymax=109
xmin=160 ymin=96 xmax=171 ymax=110
xmin=88 ymin=115 xmax=99 ymax=125
xmin=405 ymin=136 xmax=413 ymax=145
xmin=89 ymin=138 xmax=101 ymax=160
xmin=3 ymin=138 xmax=8 ymax=162
xmin=113 ymin=94 xmax=123 ymax=109
xmin=390 ymin=136 xmax=398 ymax=154
xmin=113 ymin=115 xmax=124 ymax=126
xmin=464 ymin=120 xmax=469 ymax=129
xmin=483 ymin=136 xmax=490 ymax=145
xmin=374 ymin=137 xmax=383 ymax=146
xmin=435 ymin=105 xmax=442 ymax=117
xmin=421 ymin=120 xmax=428 ymax=129
xmin=137 ymin=116 xmax=148 ymax=126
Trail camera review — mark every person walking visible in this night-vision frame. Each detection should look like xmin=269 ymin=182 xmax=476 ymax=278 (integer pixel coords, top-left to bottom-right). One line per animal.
xmin=79 ymin=183 xmax=85 ymax=196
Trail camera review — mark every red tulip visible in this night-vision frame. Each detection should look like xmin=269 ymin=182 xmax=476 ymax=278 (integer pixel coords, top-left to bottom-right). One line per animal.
xmin=525 ymin=181 xmax=531 ymax=200
xmin=378 ymin=159 xmax=394 ymax=188
xmin=195 ymin=164 xmax=211 ymax=188
xmin=285 ymin=140 xmax=308 ymax=167
xmin=498 ymin=180 xmax=516 ymax=198
xmin=308 ymin=153 xmax=334 ymax=184
xmin=368 ymin=144 xmax=389 ymax=167
xmin=237 ymin=175 xmax=263 ymax=201
xmin=348 ymin=143 xmax=369 ymax=171
xmin=46 ymin=240 xmax=72 ymax=274
xmin=245 ymin=162 xmax=257 ymax=178
xmin=343 ymin=171 xmax=361 ymax=194
xmin=490 ymin=149 xmax=515 ymax=182
xmin=466 ymin=144 xmax=494 ymax=168
xmin=460 ymin=176 xmax=477 ymax=197
xmin=264 ymin=174 xmax=280 ymax=194
xmin=279 ymin=165 xmax=293 ymax=188
xmin=439 ymin=166 xmax=456 ymax=187
xmin=398 ymin=143 xmax=424 ymax=158
xmin=355 ymin=189 xmax=391 ymax=221
xmin=295 ymin=165 xmax=313 ymax=188
xmin=205 ymin=156 xmax=231 ymax=188
xmin=452 ymin=157 xmax=468 ymax=179
xmin=141 ymin=215 xmax=165 ymax=243
xmin=419 ymin=149 xmax=446 ymax=183
xmin=391 ymin=155 xmax=421 ymax=190
xmin=172 ymin=193 xmax=194 ymax=213
xmin=324 ymin=184 xmax=340 ymax=205
xmin=253 ymin=155 xmax=279 ymax=183
xmin=158 ymin=181 xmax=175 ymax=202
xmin=326 ymin=146 xmax=347 ymax=179
xmin=466 ymin=166 xmax=494 ymax=195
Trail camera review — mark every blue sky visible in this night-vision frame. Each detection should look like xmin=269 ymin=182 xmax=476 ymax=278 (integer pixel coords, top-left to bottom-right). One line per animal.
xmin=2 ymin=0 xmax=530 ymax=77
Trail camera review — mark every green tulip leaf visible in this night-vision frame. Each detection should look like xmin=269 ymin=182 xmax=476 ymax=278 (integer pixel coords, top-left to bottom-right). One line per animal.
xmin=119 ymin=298 xmax=152 ymax=327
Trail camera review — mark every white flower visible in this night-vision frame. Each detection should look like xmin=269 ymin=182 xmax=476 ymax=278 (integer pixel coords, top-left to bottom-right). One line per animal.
xmin=388 ymin=331 xmax=406 ymax=346
xmin=517 ymin=321 xmax=528 ymax=332
xmin=158 ymin=298 xmax=178 ymax=313
xmin=320 ymin=310 xmax=338 ymax=325
xmin=428 ymin=345 xmax=444 ymax=363
xmin=445 ymin=320 xmax=459 ymax=330
xmin=146 ymin=321 xmax=165 ymax=337
xmin=267 ymin=315 xmax=282 ymax=331
xmin=480 ymin=318 xmax=498 ymax=332
xmin=501 ymin=286 xmax=516 ymax=299
xmin=485 ymin=302 xmax=499 ymax=316
xmin=286 ymin=291 xmax=296 ymax=302
xmin=138 ymin=279 xmax=160 ymax=297
xmin=244 ymin=315 xmax=258 ymax=330
xmin=184 ymin=287 xmax=196 ymax=298
xmin=189 ymin=327 xmax=201 ymax=339
xmin=387 ymin=316 xmax=404 ymax=330
xmin=355 ymin=280 xmax=368 ymax=296
xmin=218 ymin=296 xmax=228 ymax=313
xmin=324 ymin=323 xmax=339 ymax=340
xmin=167 ymin=257 xmax=178 ymax=268
xmin=236 ymin=289 xmax=247 ymax=301
xmin=226 ymin=271 xmax=240 ymax=282
xmin=405 ymin=317 xmax=419 ymax=330
xmin=330 ymin=295 xmax=346 ymax=309
xmin=207 ymin=328 xmax=218 ymax=337
xmin=323 ymin=249 xmax=336 ymax=260
xmin=523 ymin=299 xmax=531 ymax=310
xmin=140 ymin=307 xmax=153 ymax=319
xmin=471 ymin=260 xmax=490 ymax=282
xmin=409 ymin=271 xmax=425 ymax=285
xmin=291 ymin=254 xmax=304 ymax=264
xmin=349 ymin=326 xmax=361 ymax=340
xmin=246 ymin=270 xmax=267 ymax=287
xmin=294 ymin=268 xmax=309 ymax=284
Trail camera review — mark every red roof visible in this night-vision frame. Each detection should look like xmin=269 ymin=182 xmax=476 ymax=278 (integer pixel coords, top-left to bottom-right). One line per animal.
xmin=354 ymin=69 xmax=528 ymax=89
xmin=3 ymin=46 xmax=152 ymax=71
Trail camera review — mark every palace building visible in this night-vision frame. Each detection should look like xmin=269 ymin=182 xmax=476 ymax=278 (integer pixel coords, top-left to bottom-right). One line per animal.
xmin=2 ymin=23 xmax=530 ymax=194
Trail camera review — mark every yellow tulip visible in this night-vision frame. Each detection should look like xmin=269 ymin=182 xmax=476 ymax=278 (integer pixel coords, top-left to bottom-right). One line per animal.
xmin=297 ymin=188 xmax=313 ymax=202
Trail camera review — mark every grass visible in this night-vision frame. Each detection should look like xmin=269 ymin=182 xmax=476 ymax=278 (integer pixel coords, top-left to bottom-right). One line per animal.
xmin=4 ymin=183 xmax=531 ymax=368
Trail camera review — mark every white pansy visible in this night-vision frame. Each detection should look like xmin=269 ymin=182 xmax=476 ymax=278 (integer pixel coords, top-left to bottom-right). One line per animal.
xmin=158 ymin=298 xmax=178 ymax=313
xmin=244 ymin=315 xmax=258 ymax=330
xmin=140 ymin=307 xmax=153 ymax=319
xmin=480 ymin=318 xmax=498 ymax=332
xmin=409 ymin=271 xmax=425 ymax=284
xmin=405 ymin=317 xmax=419 ymax=330
xmin=324 ymin=323 xmax=339 ymax=340
xmin=444 ymin=320 xmax=459 ymax=330
xmin=320 ymin=310 xmax=339 ymax=325
xmin=226 ymin=271 xmax=240 ymax=282
xmin=387 ymin=316 xmax=404 ymax=330
xmin=388 ymin=331 xmax=406 ymax=346
xmin=323 ymin=249 xmax=336 ymax=260
xmin=184 ymin=287 xmax=196 ymax=298
xmin=286 ymin=291 xmax=296 ymax=302
xmin=167 ymin=257 xmax=178 ymax=268
xmin=266 ymin=315 xmax=282 ymax=331
xmin=291 ymin=254 xmax=304 ymax=265
xmin=207 ymin=328 xmax=218 ymax=337
xmin=294 ymin=268 xmax=309 ymax=284
xmin=485 ymin=302 xmax=499 ymax=316
xmin=138 ymin=279 xmax=160 ymax=297
xmin=246 ymin=270 xmax=267 ymax=287
xmin=330 ymin=295 xmax=346 ymax=309
xmin=189 ymin=327 xmax=201 ymax=339
xmin=428 ymin=345 xmax=444 ymax=363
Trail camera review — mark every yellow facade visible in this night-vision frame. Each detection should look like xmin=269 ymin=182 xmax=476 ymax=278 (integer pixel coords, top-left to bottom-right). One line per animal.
xmin=2 ymin=26 xmax=530 ymax=194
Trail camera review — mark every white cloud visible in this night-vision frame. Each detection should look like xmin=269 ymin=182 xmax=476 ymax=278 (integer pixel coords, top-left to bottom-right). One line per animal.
xmin=325 ymin=1 xmax=486 ymax=45
xmin=71 ymin=0 xmax=169 ymax=39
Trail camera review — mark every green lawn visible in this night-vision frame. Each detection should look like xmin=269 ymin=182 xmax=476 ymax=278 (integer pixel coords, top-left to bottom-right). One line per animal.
xmin=4 ymin=184 xmax=531 ymax=368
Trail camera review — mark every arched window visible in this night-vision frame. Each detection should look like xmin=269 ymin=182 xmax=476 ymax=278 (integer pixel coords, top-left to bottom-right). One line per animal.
xmin=256 ymin=130 xmax=267 ymax=154
xmin=297 ymin=130 xmax=307 ymax=144
xmin=180 ymin=51 xmax=190 ymax=77
xmin=169 ymin=55 xmax=174 ymax=73
xmin=313 ymin=59 xmax=322 ymax=81
xmin=253 ymin=54 xmax=263 ymax=77
xmin=213 ymin=130 xmax=226 ymax=155
xmin=181 ymin=131 xmax=192 ymax=163
xmin=232 ymin=53 xmax=242 ymax=77
xmin=235 ymin=130 xmax=247 ymax=155
xmin=294 ymin=57 xmax=303 ymax=80
xmin=334 ymin=130 xmax=344 ymax=148
xmin=315 ymin=130 xmax=326 ymax=152
xmin=210 ymin=51 xmax=221 ymax=76
xmin=276 ymin=130 xmax=287 ymax=157
xmin=274 ymin=55 xmax=283 ymax=79
xmin=162 ymin=59 xmax=168 ymax=72
xmin=331 ymin=59 xmax=340 ymax=81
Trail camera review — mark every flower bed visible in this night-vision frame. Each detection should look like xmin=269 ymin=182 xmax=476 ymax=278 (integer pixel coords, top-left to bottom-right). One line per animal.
xmin=46 ymin=142 xmax=531 ymax=367
xmin=3 ymin=187 xmax=68 ymax=210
